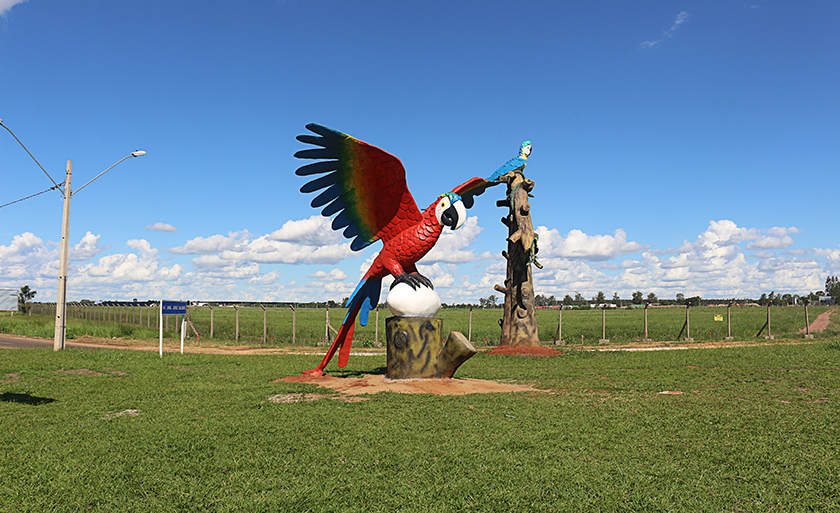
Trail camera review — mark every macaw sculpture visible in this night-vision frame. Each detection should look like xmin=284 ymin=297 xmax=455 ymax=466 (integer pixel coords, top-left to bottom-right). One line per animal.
xmin=295 ymin=123 xmax=497 ymax=376
xmin=488 ymin=140 xmax=531 ymax=181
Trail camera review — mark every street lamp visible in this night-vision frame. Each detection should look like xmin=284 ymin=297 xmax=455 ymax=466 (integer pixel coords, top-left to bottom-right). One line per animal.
xmin=0 ymin=119 xmax=145 ymax=351
xmin=53 ymin=152 xmax=146 ymax=351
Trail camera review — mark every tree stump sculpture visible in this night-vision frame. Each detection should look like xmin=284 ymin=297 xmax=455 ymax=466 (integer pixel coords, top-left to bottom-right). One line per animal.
xmin=494 ymin=169 xmax=542 ymax=348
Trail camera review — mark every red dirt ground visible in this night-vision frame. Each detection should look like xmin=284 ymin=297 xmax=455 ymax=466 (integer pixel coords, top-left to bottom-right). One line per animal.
xmin=487 ymin=345 xmax=563 ymax=357
xmin=274 ymin=373 xmax=546 ymax=396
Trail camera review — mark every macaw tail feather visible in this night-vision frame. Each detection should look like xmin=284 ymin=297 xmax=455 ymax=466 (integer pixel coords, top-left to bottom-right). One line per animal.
xmin=303 ymin=276 xmax=381 ymax=375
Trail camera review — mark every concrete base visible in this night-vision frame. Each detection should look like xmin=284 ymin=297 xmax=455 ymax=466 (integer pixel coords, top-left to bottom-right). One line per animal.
xmin=684 ymin=338 xmax=694 ymax=342
xmin=803 ymin=334 xmax=815 ymax=339
xmin=641 ymin=338 xmax=652 ymax=342
xmin=386 ymin=316 xmax=476 ymax=379
xmin=599 ymin=339 xmax=610 ymax=344
xmin=554 ymin=340 xmax=566 ymax=346
xmin=765 ymin=335 xmax=775 ymax=340
xmin=724 ymin=337 xmax=734 ymax=341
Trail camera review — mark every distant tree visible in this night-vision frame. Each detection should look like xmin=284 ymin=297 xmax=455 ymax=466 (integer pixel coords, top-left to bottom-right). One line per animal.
xmin=18 ymin=286 xmax=36 ymax=314
xmin=563 ymin=294 xmax=574 ymax=305
xmin=826 ymin=276 xmax=840 ymax=300
xmin=479 ymin=295 xmax=498 ymax=309
xmin=675 ymin=293 xmax=685 ymax=305
xmin=686 ymin=296 xmax=702 ymax=307
xmin=631 ymin=291 xmax=644 ymax=305
xmin=647 ymin=292 xmax=658 ymax=304
xmin=535 ymin=294 xmax=548 ymax=307
xmin=593 ymin=291 xmax=606 ymax=304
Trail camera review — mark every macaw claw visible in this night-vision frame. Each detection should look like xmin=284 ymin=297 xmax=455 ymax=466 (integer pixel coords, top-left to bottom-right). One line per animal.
xmin=391 ymin=273 xmax=434 ymax=291
xmin=302 ymin=367 xmax=326 ymax=377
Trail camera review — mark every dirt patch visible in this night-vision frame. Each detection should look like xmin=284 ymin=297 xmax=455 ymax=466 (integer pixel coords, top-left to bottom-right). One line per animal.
xmin=488 ymin=345 xmax=562 ymax=357
xmin=1 ymin=373 xmax=20 ymax=384
xmin=103 ymin=409 xmax=140 ymax=419
xmin=53 ymin=368 xmax=105 ymax=377
xmin=267 ymin=392 xmax=370 ymax=404
xmin=274 ymin=374 xmax=547 ymax=396
xmin=798 ymin=308 xmax=836 ymax=334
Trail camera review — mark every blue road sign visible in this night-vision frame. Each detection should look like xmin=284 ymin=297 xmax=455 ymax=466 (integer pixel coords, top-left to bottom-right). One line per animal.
xmin=161 ymin=301 xmax=187 ymax=315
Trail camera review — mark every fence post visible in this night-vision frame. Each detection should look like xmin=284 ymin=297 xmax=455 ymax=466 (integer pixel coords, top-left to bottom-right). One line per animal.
xmin=375 ymin=307 xmax=380 ymax=347
xmin=469 ymin=305 xmax=473 ymax=342
xmin=804 ymin=303 xmax=814 ymax=339
xmin=599 ymin=306 xmax=609 ymax=344
xmin=643 ymin=303 xmax=651 ymax=342
xmin=262 ymin=304 xmax=267 ymax=345
xmin=235 ymin=305 xmax=240 ymax=343
xmin=289 ymin=304 xmax=296 ymax=345
xmin=685 ymin=304 xmax=693 ymax=341
xmin=208 ymin=305 xmax=214 ymax=338
xmin=325 ymin=305 xmax=330 ymax=346
xmin=555 ymin=307 xmax=566 ymax=345
xmin=765 ymin=304 xmax=774 ymax=340
xmin=725 ymin=302 xmax=734 ymax=340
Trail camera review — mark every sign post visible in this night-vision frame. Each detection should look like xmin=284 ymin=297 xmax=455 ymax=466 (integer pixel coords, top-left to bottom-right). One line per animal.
xmin=159 ymin=300 xmax=187 ymax=357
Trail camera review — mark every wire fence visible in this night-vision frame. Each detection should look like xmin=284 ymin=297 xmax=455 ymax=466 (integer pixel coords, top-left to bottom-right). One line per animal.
xmin=20 ymin=302 xmax=837 ymax=347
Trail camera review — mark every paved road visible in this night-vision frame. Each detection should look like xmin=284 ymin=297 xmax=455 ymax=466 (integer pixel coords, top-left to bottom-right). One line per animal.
xmin=0 ymin=334 xmax=91 ymax=350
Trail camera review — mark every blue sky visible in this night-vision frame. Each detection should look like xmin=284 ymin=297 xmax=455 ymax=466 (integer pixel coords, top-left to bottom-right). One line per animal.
xmin=1 ymin=0 xmax=838 ymax=304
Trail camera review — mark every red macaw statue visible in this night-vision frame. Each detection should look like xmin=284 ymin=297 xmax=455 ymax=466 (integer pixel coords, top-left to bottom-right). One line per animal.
xmin=295 ymin=123 xmax=497 ymax=376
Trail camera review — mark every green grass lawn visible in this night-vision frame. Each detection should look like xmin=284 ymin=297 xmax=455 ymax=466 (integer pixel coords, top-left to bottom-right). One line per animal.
xmin=1 ymin=341 xmax=839 ymax=511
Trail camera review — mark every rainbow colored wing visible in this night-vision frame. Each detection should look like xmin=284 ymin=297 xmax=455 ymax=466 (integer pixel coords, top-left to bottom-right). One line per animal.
xmin=451 ymin=176 xmax=501 ymax=209
xmin=295 ymin=123 xmax=422 ymax=249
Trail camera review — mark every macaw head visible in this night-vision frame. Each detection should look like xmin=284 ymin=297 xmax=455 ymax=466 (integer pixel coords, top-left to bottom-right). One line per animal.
xmin=520 ymin=140 xmax=532 ymax=159
xmin=435 ymin=192 xmax=467 ymax=231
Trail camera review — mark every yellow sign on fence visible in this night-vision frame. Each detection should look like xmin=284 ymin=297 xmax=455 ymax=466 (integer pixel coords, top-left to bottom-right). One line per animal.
xmin=714 ymin=315 xmax=724 ymax=322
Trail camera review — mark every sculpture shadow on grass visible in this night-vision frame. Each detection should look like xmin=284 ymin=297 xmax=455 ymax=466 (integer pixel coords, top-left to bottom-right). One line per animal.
xmin=330 ymin=366 xmax=387 ymax=378
xmin=0 ymin=392 xmax=56 ymax=406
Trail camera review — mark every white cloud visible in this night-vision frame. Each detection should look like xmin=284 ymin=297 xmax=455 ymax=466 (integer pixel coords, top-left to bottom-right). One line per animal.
xmin=641 ymin=11 xmax=689 ymax=48
xmin=536 ymin=227 xmax=647 ymax=261
xmin=422 ymin=216 xmax=493 ymax=264
xmin=169 ymin=231 xmax=250 ymax=255
xmin=70 ymin=232 xmax=108 ymax=261
xmin=268 ymin=215 xmax=342 ymax=245
xmin=309 ymin=268 xmax=348 ymax=281
xmin=0 ymin=0 xmax=28 ymax=16
xmin=145 ymin=222 xmax=178 ymax=232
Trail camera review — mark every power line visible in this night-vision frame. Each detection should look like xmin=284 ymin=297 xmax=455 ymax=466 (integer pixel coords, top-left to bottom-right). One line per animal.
xmin=0 ymin=119 xmax=60 ymax=189
xmin=0 ymin=183 xmax=63 ymax=209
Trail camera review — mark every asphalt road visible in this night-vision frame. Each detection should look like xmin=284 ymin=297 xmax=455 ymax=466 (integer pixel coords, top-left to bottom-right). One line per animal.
xmin=0 ymin=334 xmax=85 ymax=350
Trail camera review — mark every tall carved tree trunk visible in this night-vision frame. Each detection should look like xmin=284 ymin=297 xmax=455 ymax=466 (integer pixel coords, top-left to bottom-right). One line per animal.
xmin=495 ymin=171 xmax=541 ymax=348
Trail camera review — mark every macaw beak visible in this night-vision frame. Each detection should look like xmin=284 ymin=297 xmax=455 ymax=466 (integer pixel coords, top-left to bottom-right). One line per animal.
xmin=442 ymin=200 xmax=467 ymax=230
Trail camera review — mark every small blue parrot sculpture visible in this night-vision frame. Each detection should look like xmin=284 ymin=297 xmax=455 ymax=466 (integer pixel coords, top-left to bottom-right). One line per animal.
xmin=487 ymin=140 xmax=532 ymax=182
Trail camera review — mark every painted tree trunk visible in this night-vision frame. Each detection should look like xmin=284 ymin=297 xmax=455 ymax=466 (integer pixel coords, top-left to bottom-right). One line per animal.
xmin=495 ymin=171 xmax=541 ymax=348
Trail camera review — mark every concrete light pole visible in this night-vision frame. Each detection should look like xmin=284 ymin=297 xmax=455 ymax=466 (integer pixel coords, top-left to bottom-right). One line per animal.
xmin=53 ymin=151 xmax=147 ymax=350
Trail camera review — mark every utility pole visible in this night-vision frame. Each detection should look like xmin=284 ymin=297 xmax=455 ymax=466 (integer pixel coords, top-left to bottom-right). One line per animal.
xmin=53 ymin=161 xmax=72 ymax=351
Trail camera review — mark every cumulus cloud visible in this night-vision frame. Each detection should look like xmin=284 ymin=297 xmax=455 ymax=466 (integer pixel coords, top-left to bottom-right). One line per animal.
xmin=641 ymin=11 xmax=689 ymax=48
xmin=145 ymin=222 xmax=178 ymax=232
xmin=536 ymin=227 xmax=647 ymax=261
xmin=268 ymin=215 xmax=342 ymax=245
xmin=70 ymin=232 xmax=108 ymax=261
xmin=0 ymin=0 xmax=28 ymax=16
xmin=422 ymin=216 xmax=494 ymax=264
xmin=309 ymin=269 xmax=348 ymax=281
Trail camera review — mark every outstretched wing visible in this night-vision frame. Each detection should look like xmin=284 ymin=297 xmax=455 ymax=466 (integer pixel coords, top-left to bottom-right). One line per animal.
xmin=450 ymin=176 xmax=501 ymax=209
xmin=295 ymin=123 xmax=423 ymax=250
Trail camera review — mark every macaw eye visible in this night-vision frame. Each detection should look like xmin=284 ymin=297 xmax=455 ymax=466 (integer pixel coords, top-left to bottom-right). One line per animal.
xmin=439 ymin=197 xmax=451 ymax=210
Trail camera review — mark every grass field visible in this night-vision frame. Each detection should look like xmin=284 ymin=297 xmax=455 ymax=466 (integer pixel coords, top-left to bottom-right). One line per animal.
xmin=5 ymin=305 xmax=837 ymax=348
xmin=1 ymin=341 xmax=839 ymax=511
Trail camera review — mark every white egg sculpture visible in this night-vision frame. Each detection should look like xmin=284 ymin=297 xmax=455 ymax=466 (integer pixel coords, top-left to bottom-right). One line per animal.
xmin=386 ymin=282 xmax=442 ymax=318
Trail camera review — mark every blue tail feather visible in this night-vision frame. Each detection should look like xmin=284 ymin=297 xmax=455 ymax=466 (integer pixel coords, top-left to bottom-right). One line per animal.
xmin=343 ymin=277 xmax=382 ymax=326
